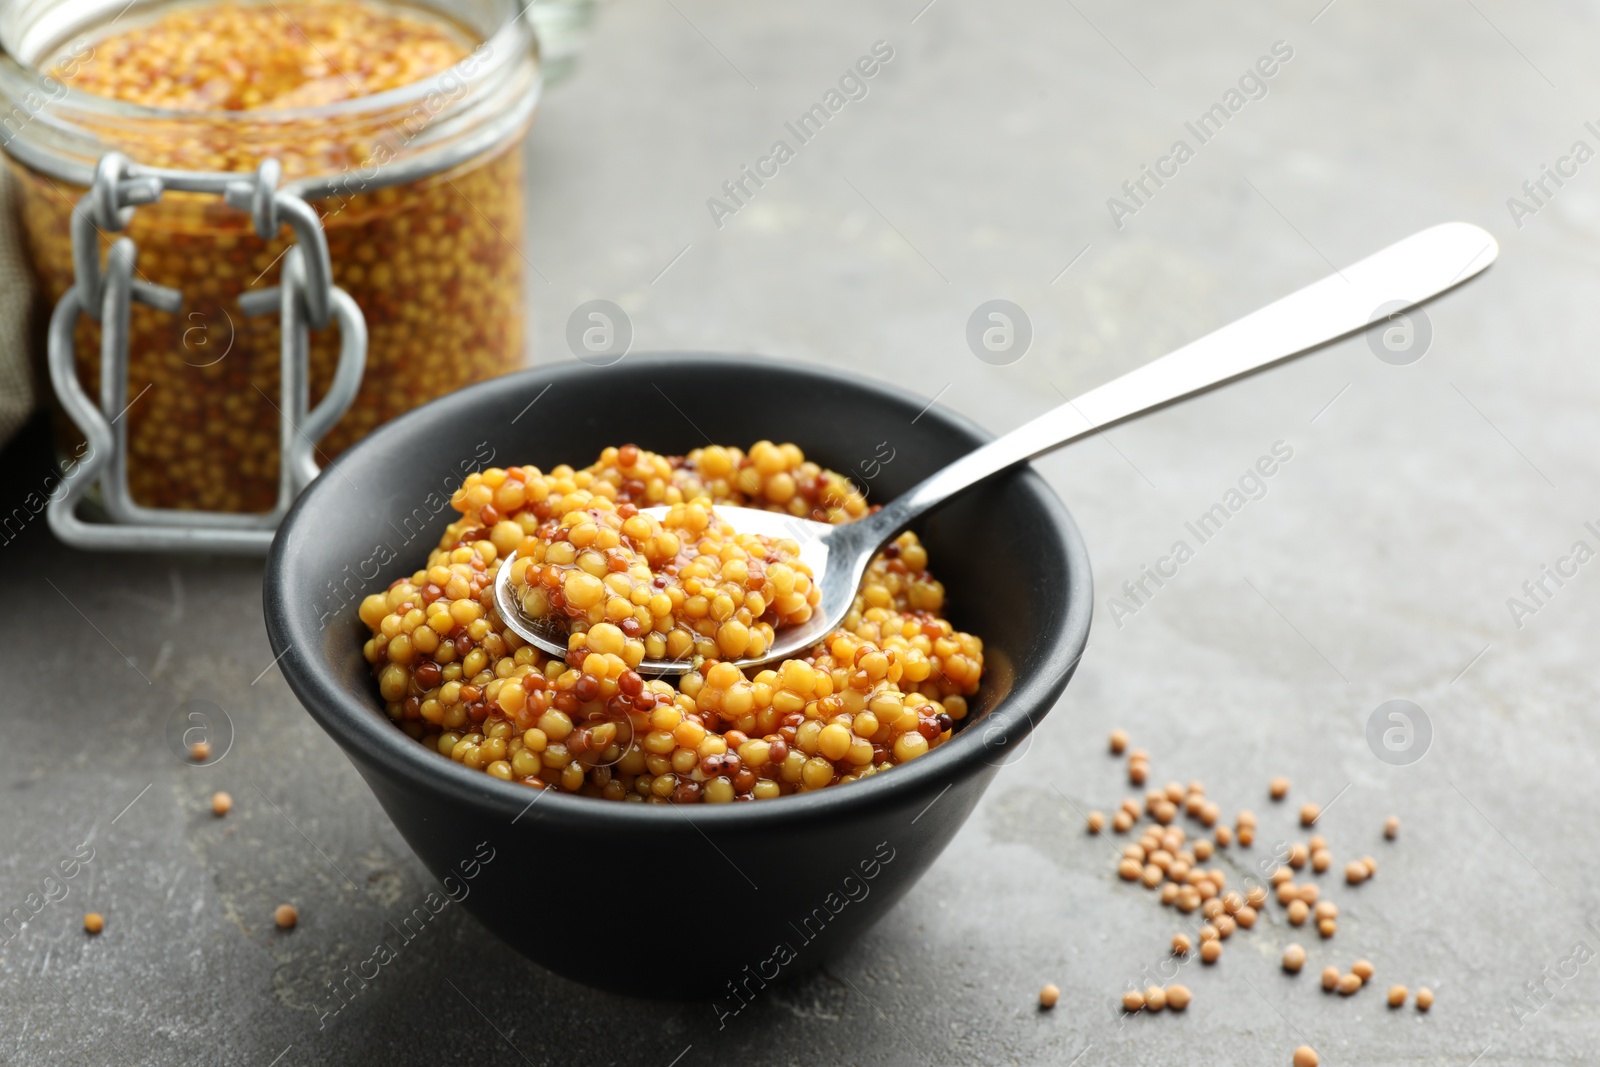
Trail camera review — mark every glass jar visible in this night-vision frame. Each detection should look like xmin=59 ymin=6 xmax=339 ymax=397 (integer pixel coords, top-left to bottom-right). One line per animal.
xmin=0 ymin=0 xmax=539 ymax=513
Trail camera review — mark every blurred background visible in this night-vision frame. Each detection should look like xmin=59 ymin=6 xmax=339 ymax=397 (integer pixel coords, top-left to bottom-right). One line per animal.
xmin=3 ymin=0 xmax=1598 ymax=1063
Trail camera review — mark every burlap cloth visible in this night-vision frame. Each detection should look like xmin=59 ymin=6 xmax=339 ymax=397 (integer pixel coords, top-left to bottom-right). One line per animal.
xmin=0 ymin=162 xmax=34 ymax=451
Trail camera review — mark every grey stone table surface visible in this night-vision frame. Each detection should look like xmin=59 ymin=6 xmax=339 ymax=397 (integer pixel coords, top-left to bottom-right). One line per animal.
xmin=4 ymin=0 xmax=1599 ymax=1063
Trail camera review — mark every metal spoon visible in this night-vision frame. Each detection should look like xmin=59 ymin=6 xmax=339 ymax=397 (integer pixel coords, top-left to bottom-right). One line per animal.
xmin=496 ymin=221 xmax=1497 ymax=675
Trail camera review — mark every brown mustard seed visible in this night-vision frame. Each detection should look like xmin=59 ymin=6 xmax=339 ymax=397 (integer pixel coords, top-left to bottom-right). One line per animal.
xmin=1166 ymin=983 xmax=1192 ymax=1010
xmin=83 ymin=912 xmax=104 ymax=934
xmin=1039 ymin=983 xmax=1060 ymax=1009
xmin=189 ymin=741 xmax=211 ymax=762
xmin=1282 ymin=943 xmax=1307 ymax=972
xmin=1172 ymin=932 xmax=1193 ymax=955
xmin=211 ymin=791 xmax=232 ymax=816
xmin=1109 ymin=729 xmax=1129 ymax=755
xmin=1321 ymin=965 xmax=1341 ymax=991
xmin=1300 ymin=802 xmax=1320 ymax=826
xmin=1293 ymin=1046 xmax=1320 ymax=1067
xmin=1270 ymin=776 xmax=1290 ymax=800
xmin=1287 ymin=900 xmax=1310 ymax=926
xmin=1345 ymin=861 xmax=1368 ymax=885
xmin=1122 ymin=989 xmax=1145 ymax=1012
xmin=274 ymin=904 xmax=298 ymax=929
xmin=1236 ymin=905 xmax=1258 ymax=928
xmin=1352 ymin=959 xmax=1375 ymax=982
xmin=1337 ymin=973 xmax=1362 ymax=995
xmin=1145 ymin=985 xmax=1167 ymax=1011
xmin=1416 ymin=987 xmax=1434 ymax=1011
xmin=1384 ymin=815 xmax=1400 ymax=839
xmin=1311 ymin=848 xmax=1331 ymax=873
xmin=1388 ymin=984 xmax=1408 ymax=1007
xmin=1200 ymin=939 xmax=1222 ymax=964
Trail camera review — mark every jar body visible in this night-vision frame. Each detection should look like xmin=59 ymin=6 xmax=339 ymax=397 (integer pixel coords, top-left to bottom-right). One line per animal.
xmin=0 ymin=0 xmax=538 ymax=512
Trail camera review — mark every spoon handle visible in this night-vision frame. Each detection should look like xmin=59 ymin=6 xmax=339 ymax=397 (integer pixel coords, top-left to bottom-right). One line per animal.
xmin=867 ymin=221 xmax=1496 ymax=539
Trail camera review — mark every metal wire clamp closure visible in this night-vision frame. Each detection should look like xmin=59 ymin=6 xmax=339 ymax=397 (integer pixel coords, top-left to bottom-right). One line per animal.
xmin=46 ymin=152 xmax=368 ymax=554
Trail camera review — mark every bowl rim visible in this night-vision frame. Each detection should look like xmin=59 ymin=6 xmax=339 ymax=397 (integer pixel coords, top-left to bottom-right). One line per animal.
xmin=264 ymin=353 xmax=1094 ymax=831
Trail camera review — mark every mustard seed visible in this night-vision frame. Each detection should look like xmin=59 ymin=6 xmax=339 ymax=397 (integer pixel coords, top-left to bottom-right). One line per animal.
xmin=1145 ymin=985 xmax=1167 ymax=1011
xmin=1194 ymin=838 xmax=1214 ymax=860
xmin=1362 ymin=856 xmax=1378 ymax=878
xmin=1109 ymin=729 xmax=1129 ymax=755
xmin=1164 ymin=781 xmax=1185 ymax=803
xmin=1277 ymin=882 xmax=1299 ymax=905
xmin=1129 ymin=748 xmax=1150 ymax=763
xmin=1293 ymin=1046 xmax=1319 ymax=1067
xmin=1288 ymin=843 xmax=1308 ymax=869
xmin=1172 ymin=932 xmax=1193 ymax=955
xmin=1321 ymin=965 xmax=1340 ymax=991
xmin=1222 ymin=891 xmax=1244 ymax=914
xmin=1118 ymin=858 xmax=1142 ymax=881
xmin=1317 ymin=918 xmax=1336 ymax=938
xmin=1152 ymin=800 xmax=1177 ymax=825
xmin=1287 ymin=900 xmax=1309 ymax=925
xmin=1166 ymin=983 xmax=1192 ymax=1010
xmin=1202 ymin=898 xmax=1224 ymax=920
xmin=1087 ymin=811 xmax=1105 ymax=833
xmin=1313 ymin=901 xmax=1338 ymax=921
xmin=1215 ymin=914 xmax=1237 ymax=939
xmin=1388 ymin=984 xmax=1407 ymax=1007
xmin=1352 ymin=959 xmax=1374 ymax=982
xmin=1160 ymin=883 xmax=1180 ymax=906
xmin=211 ymin=791 xmax=232 ymax=817
xmin=1300 ymin=802 xmax=1320 ymax=826
xmin=1237 ymin=809 xmax=1258 ymax=827
xmin=1112 ymin=811 xmax=1134 ymax=833
xmin=1308 ymin=834 xmax=1326 ymax=851
xmin=1129 ymin=762 xmax=1148 ymax=786
xmin=190 ymin=741 xmax=211 ymax=762
xmin=1214 ymin=826 xmax=1232 ymax=848
xmin=1337 ymin=972 xmax=1361 ymax=995
xmin=1200 ymin=923 xmax=1220 ymax=942
xmin=1282 ymin=943 xmax=1306 ymax=972
xmin=1121 ymin=798 xmax=1142 ymax=817
xmin=1271 ymin=865 xmax=1294 ymax=886
xmin=83 ymin=912 xmax=104 ymax=934
xmin=1247 ymin=885 xmax=1269 ymax=908
xmin=1416 ymin=987 xmax=1434 ymax=1011
xmin=1311 ymin=848 xmax=1331 ymax=873
xmin=1384 ymin=815 xmax=1400 ymax=839
xmin=1270 ymin=776 xmax=1290 ymax=800
xmin=1200 ymin=939 xmax=1222 ymax=964
xmin=1123 ymin=989 xmax=1145 ymax=1012
xmin=1236 ymin=905 xmax=1258 ymax=928
xmin=1297 ymin=884 xmax=1319 ymax=905
xmin=1238 ymin=825 xmax=1256 ymax=846
xmin=1345 ymin=861 xmax=1367 ymax=885
xmin=1177 ymin=886 xmax=1201 ymax=912
xmin=1040 ymin=983 xmax=1060 ymax=1008
xmin=274 ymin=904 xmax=298 ymax=929
xmin=1141 ymin=864 xmax=1164 ymax=888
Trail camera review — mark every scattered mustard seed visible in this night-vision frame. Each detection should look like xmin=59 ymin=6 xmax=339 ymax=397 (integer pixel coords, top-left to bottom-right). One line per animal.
xmin=1293 ymin=1046 xmax=1320 ymax=1067
xmin=1416 ymin=987 xmax=1434 ymax=1011
xmin=1123 ymin=989 xmax=1146 ymax=1012
xmin=211 ymin=791 xmax=232 ymax=816
xmin=1282 ymin=944 xmax=1306 ymax=972
xmin=1145 ymin=985 xmax=1167 ymax=1011
xmin=1270 ymin=776 xmax=1291 ymax=800
xmin=1200 ymin=939 xmax=1222 ymax=964
xmin=1172 ymin=932 xmax=1193 ymax=955
xmin=1039 ymin=983 xmax=1060 ymax=1009
xmin=1299 ymin=802 xmax=1320 ymax=827
xmin=1388 ymin=984 xmax=1408 ymax=1007
xmin=1087 ymin=810 xmax=1105 ymax=833
xmin=1337 ymin=972 xmax=1362 ymax=995
xmin=1352 ymin=959 xmax=1374 ymax=982
xmin=1345 ymin=860 xmax=1368 ymax=885
xmin=274 ymin=904 xmax=298 ymax=929
xmin=83 ymin=912 xmax=104 ymax=934
xmin=1287 ymin=900 xmax=1310 ymax=926
xmin=1109 ymin=729 xmax=1129 ymax=755
xmin=1384 ymin=815 xmax=1400 ymax=840
xmin=1311 ymin=848 xmax=1331 ymax=873
xmin=1166 ymin=984 xmax=1192 ymax=1010
xmin=1321 ymin=966 xmax=1341 ymax=991
xmin=189 ymin=741 xmax=211 ymax=762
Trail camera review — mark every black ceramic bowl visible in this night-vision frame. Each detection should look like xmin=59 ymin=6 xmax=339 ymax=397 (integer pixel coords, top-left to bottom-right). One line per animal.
xmin=263 ymin=354 xmax=1092 ymax=999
